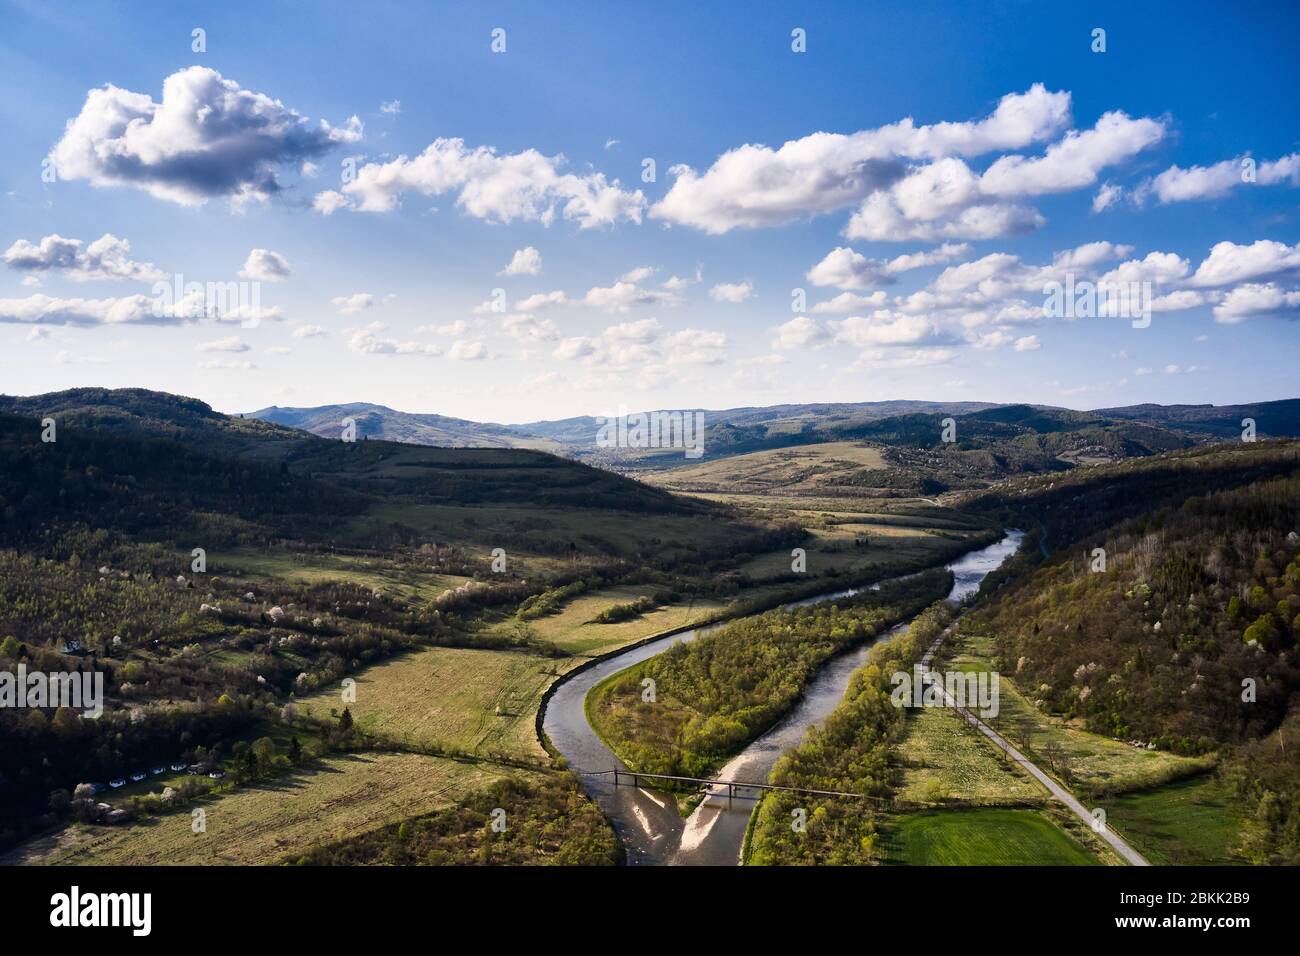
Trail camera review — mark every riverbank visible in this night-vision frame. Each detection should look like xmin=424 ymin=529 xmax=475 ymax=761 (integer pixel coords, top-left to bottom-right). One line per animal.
xmin=541 ymin=531 xmax=1024 ymax=865
xmin=533 ymin=528 xmax=997 ymax=760
xmin=584 ymin=568 xmax=955 ymax=782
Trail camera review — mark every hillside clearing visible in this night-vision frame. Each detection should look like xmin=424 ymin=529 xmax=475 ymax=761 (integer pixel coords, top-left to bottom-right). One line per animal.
xmin=486 ymin=585 xmax=725 ymax=656
xmin=945 ymin=631 xmax=1213 ymax=795
xmin=220 ymin=547 xmax=471 ymax=601
xmin=648 ymin=441 xmax=888 ymax=496
xmin=296 ymin=646 xmax=558 ymax=760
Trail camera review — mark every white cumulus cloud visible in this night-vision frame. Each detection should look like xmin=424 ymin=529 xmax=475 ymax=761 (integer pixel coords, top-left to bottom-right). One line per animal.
xmin=499 ymin=246 xmax=542 ymax=276
xmin=1212 ymin=282 xmax=1300 ymax=323
xmin=316 ymin=137 xmax=645 ymax=229
xmin=1148 ymin=152 xmax=1300 ymax=203
xmin=196 ymin=335 xmax=250 ymax=352
xmin=709 ymin=280 xmax=754 ymax=303
xmin=3 ymin=233 xmax=165 ymax=282
xmin=239 ymin=248 xmax=292 ymax=281
xmin=1189 ymin=240 xmax=1300 ymax=288
xmin=650 ymin=85 xmax=1070 ymax=233
xmin=332 ymin=292 xmax=375 ymax=314
xmin=51 ymin=66 xmax=360 ymax=206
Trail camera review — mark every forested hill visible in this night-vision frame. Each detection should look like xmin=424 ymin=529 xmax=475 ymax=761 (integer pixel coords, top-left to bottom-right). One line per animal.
xmin=1094 ymin=399 xmax=1300 ymax=438
xmin=966 ymin=455 xmax=1300 ymax=750
xmin=0 ymin=390 xmax=774 ymax=849
xmin=0 ymin=388 xmax=709 ymax=552
xmin=960 ymin=440 xmax=1300 ymax=863
xmin=248 ymin=402 xmax=550 ymax=451
xmin=508 ymin=400 xmax=1002 ymax=445
xmin=244 ymin=395 xmax=1300 ymax=474
xmin=958 ymin=440 xmax=1300 ymax=552
xmin=0 ymin=408 xmax=368 ymax=552
xmin=0 ymin=387 xmax=300 ymax=455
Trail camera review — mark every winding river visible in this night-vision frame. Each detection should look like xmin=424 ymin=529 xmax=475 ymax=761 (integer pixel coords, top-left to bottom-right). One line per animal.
xmin=541 ymin=530 xmax=1024 ymax=866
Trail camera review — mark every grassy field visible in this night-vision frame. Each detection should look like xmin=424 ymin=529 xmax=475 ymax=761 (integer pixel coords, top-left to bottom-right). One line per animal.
xmin=486 ymin=585 xmax=726 ymax=656
xmin=892 ymin=629 xmax=1231 ymax=865
xmin=881 ymin=631 xmax=1233 ymax=865
xmin=219 ymin=547 xmax=471 ymax=601
xmin=288 ymin=772 xmax=620 ymax=866
xmin=737 ymin=520 xmax=961 ymax=582
xmin=946 ymin=631 xmax=1213 ymax=796
xmin=894 ymin=706 xmax=1044 ymax=805
xmin=880 ymin=808 xmax=1100 ymax=865
xmin=645 ymin=438 xmax=986 ymax=509
xmin=1104 ymin=773 xmax=1246 ymax=865
xmin=345 ymin=499 xmax=749 ymax=570
xmin=647 ymin=441 xmax=888 ymax=497
xmin=293 ymin=586 xmax=733 ymax=762
xmin=642 ymin=444 xmax=992 ymax=589
xmin=295 ymin=646 xmax=559 ymax=760
xmin=9 ymin=753 xmax=529 ymax=866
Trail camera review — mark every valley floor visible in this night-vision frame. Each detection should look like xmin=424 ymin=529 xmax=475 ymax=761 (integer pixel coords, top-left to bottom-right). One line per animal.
xmin=9 ymin=494 xmax=986 ymax=866
xmin=5 ymin=402 xmax=1293 ymax=867
xmin=870 ymin=628 xmax=1230 ymax=867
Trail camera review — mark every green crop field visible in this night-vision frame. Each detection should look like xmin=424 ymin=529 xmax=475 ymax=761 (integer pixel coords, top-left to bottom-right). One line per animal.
xmin=1103 ymin=773 xmax=1246 ymax=865
xmin=881 ymin=808 xmax=1100 ymax=866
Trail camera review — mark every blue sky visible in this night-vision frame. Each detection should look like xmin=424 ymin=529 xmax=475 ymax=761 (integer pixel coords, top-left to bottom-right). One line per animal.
xmin=1 ymin=0 xmax=1298 ymax=422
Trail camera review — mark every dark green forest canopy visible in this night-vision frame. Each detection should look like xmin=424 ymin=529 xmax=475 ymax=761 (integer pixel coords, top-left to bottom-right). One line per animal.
xmin=959 ymin=439 xmax=1300 ymax=551
xmin=965 ymin=472 xmax=1300 ymax=751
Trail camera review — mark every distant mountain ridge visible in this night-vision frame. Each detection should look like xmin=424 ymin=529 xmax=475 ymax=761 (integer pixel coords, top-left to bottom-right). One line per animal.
xmin=508 ymin=400 xmax=1004 ymax=445
xmin=246 ymin=399 xmax=1012 ymax=454
xmin=0 ymin=387 xmax=300 ymax=455
xmin=9 ymin=390 xmax=1298 ymax=475
xmin=0 ymin=387 xmax=701 ymax=521
xmin=1093 ymin=399 xmax=1300 ymax=438
xmin=237 ymin=396 xmax=1300 ymax=470
xmin=247 ymin=402 xmax=556 ymax=451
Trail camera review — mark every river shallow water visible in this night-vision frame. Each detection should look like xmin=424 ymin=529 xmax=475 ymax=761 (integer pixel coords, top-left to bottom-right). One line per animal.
xmin=541 ymin=529 xmax=1024 ymax=866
